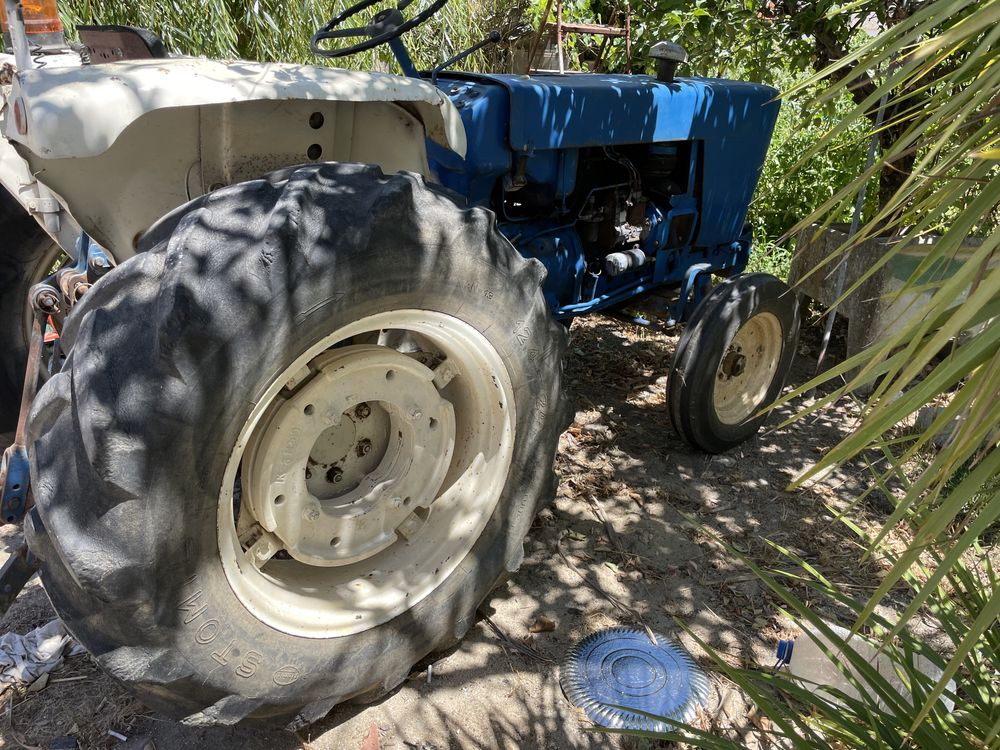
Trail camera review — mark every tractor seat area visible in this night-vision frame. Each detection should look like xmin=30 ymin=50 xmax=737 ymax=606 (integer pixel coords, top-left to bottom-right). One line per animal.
xmin=77 ymin=25 xmax=168 ymax=63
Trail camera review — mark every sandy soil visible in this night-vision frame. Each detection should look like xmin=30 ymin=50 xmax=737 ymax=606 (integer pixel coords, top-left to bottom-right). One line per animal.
xmin=0 ymin=311 xmax=890 ymax=750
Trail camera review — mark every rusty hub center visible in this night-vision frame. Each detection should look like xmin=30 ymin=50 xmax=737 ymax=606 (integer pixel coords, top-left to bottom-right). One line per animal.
xmin=719 ymin=349 xmax=747 ymax=379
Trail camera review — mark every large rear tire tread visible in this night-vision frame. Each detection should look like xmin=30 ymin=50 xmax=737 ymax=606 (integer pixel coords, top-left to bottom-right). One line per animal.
xmin=26 ymin=164 xmax=571 ymax=727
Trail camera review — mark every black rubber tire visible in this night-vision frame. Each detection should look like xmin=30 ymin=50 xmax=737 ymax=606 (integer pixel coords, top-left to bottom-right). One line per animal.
xmin=25 ymin=164 xmax=571 ymax=727
xmin=668 ymin=273 xmax=799 ymax=453
xmin=0 ymin=189 xmax=59 ymax=431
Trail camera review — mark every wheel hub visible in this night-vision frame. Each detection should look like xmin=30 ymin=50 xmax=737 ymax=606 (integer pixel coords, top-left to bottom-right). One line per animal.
xmin=712 ymin=312 xmax=783 ymax=425
xmin=244 ymin=345 xmax=456 ymax=567
xmin=719 ymin=349 xmax=747 ymax=379
xmin=219 ymin=310 xmax=516 ymax=638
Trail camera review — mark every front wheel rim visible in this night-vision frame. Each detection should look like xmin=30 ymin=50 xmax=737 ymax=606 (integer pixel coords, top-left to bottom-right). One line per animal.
xmin=218 ymin=310 xmax=516 ymax=638
xmin=712 ymin=312 xmax=783 ymax=425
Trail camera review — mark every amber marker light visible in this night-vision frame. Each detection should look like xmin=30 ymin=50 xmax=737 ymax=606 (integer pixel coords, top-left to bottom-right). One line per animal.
xmin=1 ymin=0 xmax=65 ymax=44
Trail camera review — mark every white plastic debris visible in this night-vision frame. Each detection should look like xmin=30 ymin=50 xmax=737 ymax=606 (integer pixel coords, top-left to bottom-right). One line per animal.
xmin=0 ymin=619 xmax=86 ymax=687
xmin=785 ymin=621 xmax=955 ymax=711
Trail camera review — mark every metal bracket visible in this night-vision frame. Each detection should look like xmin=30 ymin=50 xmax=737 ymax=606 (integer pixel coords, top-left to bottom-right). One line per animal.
xmin=0 ymin=543 xmax=40 ymax=614
xmin=24 ymin=196 xmax=61 ymax=215
xmin=666 ymin=262 xmax=712 ymax=326
xmin=0 ymin=446 xmax=29 ymax=524
xmin=0 ymin=309 xmax=45 ymax=527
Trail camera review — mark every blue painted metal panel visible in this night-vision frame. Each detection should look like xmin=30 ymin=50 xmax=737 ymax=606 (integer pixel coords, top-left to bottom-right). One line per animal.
xmin=428 ymin=79 xmax=511 ymax=205
xmin=475 ymin=73 xmax=776 ymax=152
xmin=0 ymin=446 xmax=30 ymax=524
xmin=473 ymin=72 xmax=778 ymax=250
xmin=428 ymin=70 xmax=778 ymax=319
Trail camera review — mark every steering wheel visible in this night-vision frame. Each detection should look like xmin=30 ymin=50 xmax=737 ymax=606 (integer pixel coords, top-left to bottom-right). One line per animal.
xmin=311 ymin=0 xmax=449 ymax=59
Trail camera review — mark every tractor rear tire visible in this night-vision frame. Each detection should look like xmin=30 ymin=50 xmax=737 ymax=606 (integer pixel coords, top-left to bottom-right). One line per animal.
xmin=669 ymin=273 xmax=799 ymax=453
xmin=0 ymin=191 xmax=62 ymax=431
xmin=25 ymin=164 xmax=570 ymax=727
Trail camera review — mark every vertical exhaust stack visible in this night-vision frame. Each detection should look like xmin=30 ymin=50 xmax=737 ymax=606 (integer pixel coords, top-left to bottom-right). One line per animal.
xmin=2 ymin=0 xmax=65 ymax=61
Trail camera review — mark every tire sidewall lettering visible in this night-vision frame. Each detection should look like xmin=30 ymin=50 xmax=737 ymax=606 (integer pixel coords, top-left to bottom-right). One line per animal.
xmin=177 ymin=575 xmax=304 ymax=687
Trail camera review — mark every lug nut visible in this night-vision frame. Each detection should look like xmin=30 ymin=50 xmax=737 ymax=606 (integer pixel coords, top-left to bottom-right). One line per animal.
xmin=327 ymin=466 xmax=343 ymax=484
xmin=357 ymin=439 xmax=372 ymax=457
xmin=354 ymin=402 xmax=371 ymax=419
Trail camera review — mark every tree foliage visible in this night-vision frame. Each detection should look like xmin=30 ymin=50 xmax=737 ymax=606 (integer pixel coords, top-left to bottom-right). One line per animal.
xmin=59 ymin=0 xmax=525 ymax=73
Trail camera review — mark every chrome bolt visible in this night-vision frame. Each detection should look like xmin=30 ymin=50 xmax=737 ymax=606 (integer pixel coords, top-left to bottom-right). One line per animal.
xmin=355 ymin=402 xmax=371 ymax=419
xmin=357 ymin=439 xmax=373 ymax=457
xmin=327 ymin=466 xmax=343 ymax=484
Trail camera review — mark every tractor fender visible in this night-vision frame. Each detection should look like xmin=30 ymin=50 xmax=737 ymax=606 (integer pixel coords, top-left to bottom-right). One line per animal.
xmin=3 ymin=57 xmax=468 ymax=259
xmin=7 ymin=58 xmax=466 ymax=159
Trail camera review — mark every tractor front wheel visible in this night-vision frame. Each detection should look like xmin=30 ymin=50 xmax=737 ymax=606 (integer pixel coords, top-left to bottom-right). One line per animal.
xmin=25 ymin=164 xmax=569 ymax=726
xmin=668 ymin=273 xmax=799 ymax=453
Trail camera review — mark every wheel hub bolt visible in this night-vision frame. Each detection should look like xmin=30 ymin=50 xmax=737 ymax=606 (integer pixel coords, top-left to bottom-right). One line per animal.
xmin=327 ymin=466 xmax=344 ymax=483
xmin=354 ymin=402 xmax=371 ymax=419
xmin=357 ymin=438 xmax=373 ymax=457
xmin=30 ymin=284 xmax=62 ymax=315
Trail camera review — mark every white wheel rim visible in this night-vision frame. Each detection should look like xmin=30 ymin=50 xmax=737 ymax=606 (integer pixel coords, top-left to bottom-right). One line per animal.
xmin=712 ymin=312 xmax=783 ymax=425
xmin=218 ymin=310 xmax=516 ymax=638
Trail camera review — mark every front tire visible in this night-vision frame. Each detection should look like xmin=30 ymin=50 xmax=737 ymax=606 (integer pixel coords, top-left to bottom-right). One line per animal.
xmin=26 ymin=164 xmax=569 ymax=726
xmin=668 ymin=273 xmax=799 ymax=453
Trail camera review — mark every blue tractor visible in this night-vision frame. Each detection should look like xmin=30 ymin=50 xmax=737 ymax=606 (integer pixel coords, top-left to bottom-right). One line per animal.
xmin=0 ymin=0 xmax=796 ymax=726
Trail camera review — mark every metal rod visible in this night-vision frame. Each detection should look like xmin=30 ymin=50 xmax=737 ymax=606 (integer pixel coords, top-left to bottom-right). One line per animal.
xmin=524 ymin=0 xmax=554 ymax=74
xmin=814 ymin=91 xmax=890 ymax=376
xmin=15 ymin=312 xmax=45 ymax=446
xmin=625 ymin=2 xmax=632 ymax=72
xmin=432 ymin=30 xmax=500 ymax=86
xmin=556 ymin=0 xmax=564 ymax=74
xmin=2 ymin=0 xmax=32 ymax=70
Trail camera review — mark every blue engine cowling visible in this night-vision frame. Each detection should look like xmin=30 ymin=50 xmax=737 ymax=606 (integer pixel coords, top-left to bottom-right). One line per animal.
xmin=427 ymin=71 xmax=779 ymax=319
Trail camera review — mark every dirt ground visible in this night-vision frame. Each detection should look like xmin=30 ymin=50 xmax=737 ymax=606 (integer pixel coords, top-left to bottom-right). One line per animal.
xmin=0 ymin=310 xmax=891 ymax=750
